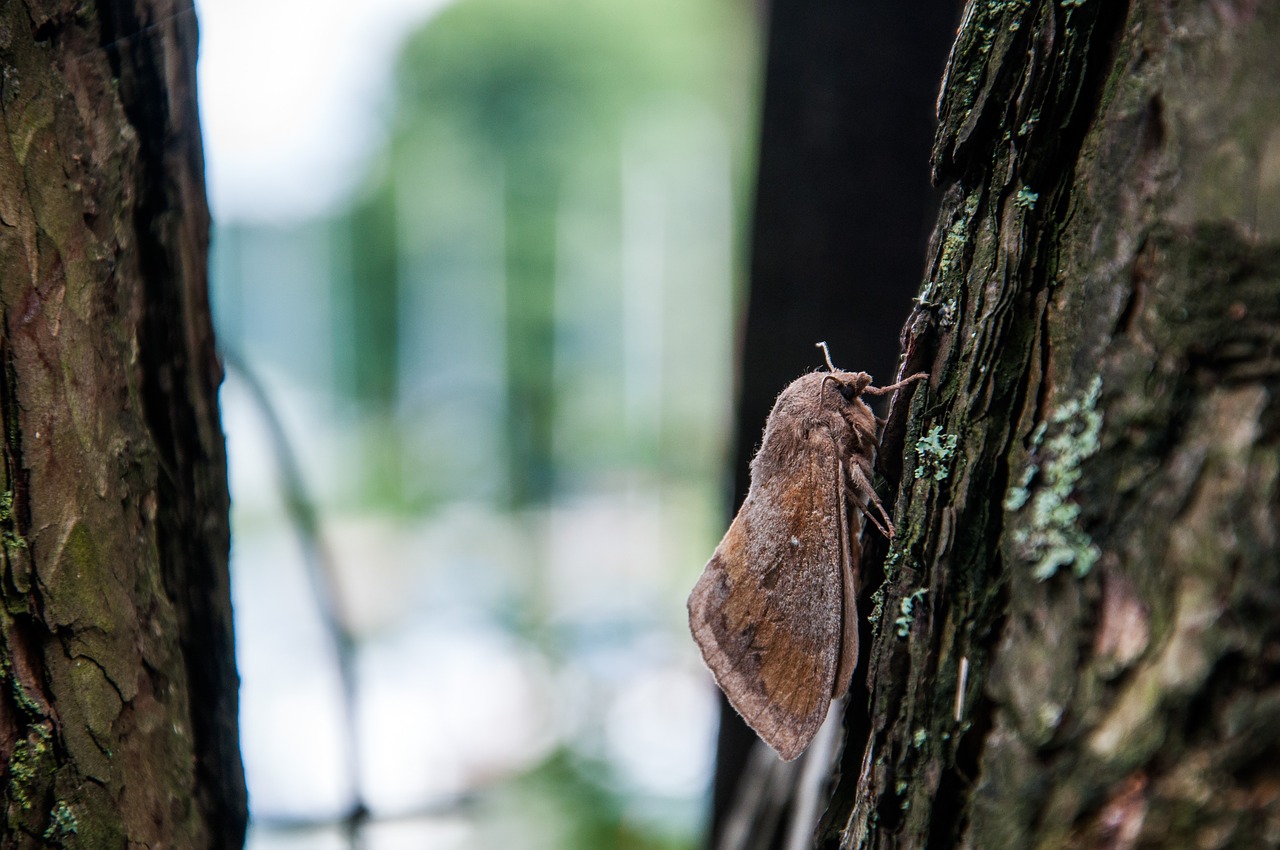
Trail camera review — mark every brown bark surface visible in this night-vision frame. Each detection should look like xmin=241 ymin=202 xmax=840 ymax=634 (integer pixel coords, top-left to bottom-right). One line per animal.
xmin=820 ymin=1 xmax=1280 ymax=848
xmin=0 ymin=1 xmax=245 ymax=846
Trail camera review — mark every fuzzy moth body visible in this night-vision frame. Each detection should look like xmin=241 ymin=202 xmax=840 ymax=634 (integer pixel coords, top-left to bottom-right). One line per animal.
xmin=687 ymin=345 xmax=926 ymax=760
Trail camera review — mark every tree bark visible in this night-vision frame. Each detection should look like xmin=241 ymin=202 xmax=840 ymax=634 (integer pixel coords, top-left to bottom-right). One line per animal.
xmin=818 ymin=1 xmax=1280 ymax=847
xmin=0 ymin=1 xmax=245 ymax=847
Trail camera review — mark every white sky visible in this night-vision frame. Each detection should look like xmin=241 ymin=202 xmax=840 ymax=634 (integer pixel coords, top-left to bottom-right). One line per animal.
xmin=196 ymin=0 xmax=452 ymax=222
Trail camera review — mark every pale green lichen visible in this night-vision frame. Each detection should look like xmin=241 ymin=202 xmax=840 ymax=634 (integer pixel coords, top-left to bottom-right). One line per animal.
xmin=44 ymin=800 xmax=78 ymax=841
xmin=915 ymin=426 xmax=959 ymax=481
xmin=1007 ymin=377 xmax=1104 ymax=580
xmin=868 ymin=585 xmax=886 ymax=625
xmin=1014 ymin=186 xmax=1039 ymax=210
xmin=8 ymin=726 xmax=52 ymax=811
xmin=930 ymin=190 xmax=982 ymax=301
xmin=1002 ymin=460 xmax=1038 ymax=510
xmin=2 ymin=531 xmax=26 ymax=554
xmin=1018 ymin=109 xmax=1041 ymax=137
xmin=0 ymin=490 xmax=24 ymax=554
xmin=9 ymin=741 xmax=39 ymax=810
xmin=873 ymin=545 xmax=909 ymax=625
xmin=896 ymin=589 xmax=928 ymax=638
xmin=11 ymin=676 xmax=46 ymax=719
xmin=885 ymin=542 xmax=904 ymax=574
xmin=1038 ymin=702 xmax=1064 ymax=733
xmin=938 ymin=298 xmax=958 ymax=329
xmin=912 ymin=728 xmax=929 ymax=748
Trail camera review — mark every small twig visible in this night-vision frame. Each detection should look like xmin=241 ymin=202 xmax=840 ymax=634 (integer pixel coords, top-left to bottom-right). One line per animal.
xmin=222 ymin=349 xmax=367 ymax=846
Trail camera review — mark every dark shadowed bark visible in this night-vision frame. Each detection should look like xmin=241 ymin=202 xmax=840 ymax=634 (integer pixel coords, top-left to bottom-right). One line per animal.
xmin=0 ymin=1 xmax=245 ymax=846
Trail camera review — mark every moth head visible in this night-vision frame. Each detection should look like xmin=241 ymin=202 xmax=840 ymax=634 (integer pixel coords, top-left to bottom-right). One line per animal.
xmin=819 ymin=371 xmax=873 ymax=409
xmin=813 ymin=343 xmax=873 ymax=407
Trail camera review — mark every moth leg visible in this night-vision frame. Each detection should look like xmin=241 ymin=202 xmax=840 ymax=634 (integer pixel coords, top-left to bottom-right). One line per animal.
xmin=863 ymin=372 xmax=928 ymax=397
xmin=832 ymin=461 xmax=858 ymax=700
xmin=851 ymin=492 xmax=894 ymax=539
xmin=847 ymin=462 xmax=897 ymax=539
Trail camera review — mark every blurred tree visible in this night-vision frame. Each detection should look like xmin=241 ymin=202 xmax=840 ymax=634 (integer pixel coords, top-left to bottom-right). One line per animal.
xmin=326 ymin=0 xmax=755 ymax=845
xmin=717 ymin=2 xmax=1280 ymax=848
xmin=358 ymin=0 xmax=754 ymax=508
xmin=346 ymin=184 xmax=402 ymax=416
xmin=0 ymin=1 xmax=244 ymax=846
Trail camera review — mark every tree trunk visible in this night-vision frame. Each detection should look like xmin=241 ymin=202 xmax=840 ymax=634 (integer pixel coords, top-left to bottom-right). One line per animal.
xmin=816 ymin=1 xmax=1280 ymax=847
xmin=0 ymin=1 xmax=246 ymax=847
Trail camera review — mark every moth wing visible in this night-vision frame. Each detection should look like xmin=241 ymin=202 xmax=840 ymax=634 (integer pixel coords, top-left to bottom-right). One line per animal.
xmin=688 ymin=431 xmax=854 ymax=761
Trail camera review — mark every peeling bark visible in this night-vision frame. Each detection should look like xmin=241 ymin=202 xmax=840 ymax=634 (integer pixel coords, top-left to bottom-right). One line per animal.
xmin=819 ymin=1 xmax=1280 ymax=848
xmin=0 ymin=1 xmax=245 ymax=847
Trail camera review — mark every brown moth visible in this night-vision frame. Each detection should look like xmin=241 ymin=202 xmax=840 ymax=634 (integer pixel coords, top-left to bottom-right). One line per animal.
xmin=688 ymin=343 xmax=927 ymax=760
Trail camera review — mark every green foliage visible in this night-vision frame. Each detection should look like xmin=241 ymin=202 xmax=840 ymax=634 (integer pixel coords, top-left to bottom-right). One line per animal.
xmin=339 ymin=0 xmax=753 ymax=508
xmin=393 ymin=0 xmax=741 ymax=163
xmin=477 ymin=749 xmax=696 ymax=850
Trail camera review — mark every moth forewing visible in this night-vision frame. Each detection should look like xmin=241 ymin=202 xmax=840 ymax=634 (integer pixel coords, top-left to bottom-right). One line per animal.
xmin=688 ymin=362 xmax=927 ymax=761
xmin=688 ymin=404 xmax=847 ymax=761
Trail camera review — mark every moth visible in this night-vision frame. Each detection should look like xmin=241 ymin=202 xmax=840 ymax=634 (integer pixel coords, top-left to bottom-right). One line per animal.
xmin=688 ymin=343 xmax=927 ymax=760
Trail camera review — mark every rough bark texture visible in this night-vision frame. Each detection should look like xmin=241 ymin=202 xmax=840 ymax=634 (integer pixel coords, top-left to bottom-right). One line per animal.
xmin=820 ymin=1 xmax=1280 ymax=848
xmin=0 ymin=1 xmax=246 ymax=847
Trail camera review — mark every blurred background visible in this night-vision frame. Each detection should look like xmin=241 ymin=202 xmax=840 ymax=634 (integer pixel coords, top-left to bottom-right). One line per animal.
xmin=197 ymin=0 xmax=758 ymax=847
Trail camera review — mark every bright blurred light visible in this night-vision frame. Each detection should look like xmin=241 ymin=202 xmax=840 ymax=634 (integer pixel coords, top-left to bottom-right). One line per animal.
xmin=203 ymin=0 xmax=745 ymax=844
xmin=230 ymin=526 xmax=350 ymax=818
xmin=357 ymin=623 xmax=559 ymax=811
xmin=195 ymin=0 xmax=452 ymax=222
xmin=606 ymin=665 xmax=716 ymax=798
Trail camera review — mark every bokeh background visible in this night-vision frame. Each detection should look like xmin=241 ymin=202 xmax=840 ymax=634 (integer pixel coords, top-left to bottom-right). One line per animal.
xmin=197 ymin=0 xmax=758 ymax=847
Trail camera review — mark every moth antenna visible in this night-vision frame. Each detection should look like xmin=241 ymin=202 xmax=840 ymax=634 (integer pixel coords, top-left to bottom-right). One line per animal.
xmin=815 ymin=341 xmax=838 ymax=372
xmin=863 ymin=372 xmax=929 ymax=397
xmin=819 ymin=373 xmax=839 ymax=408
